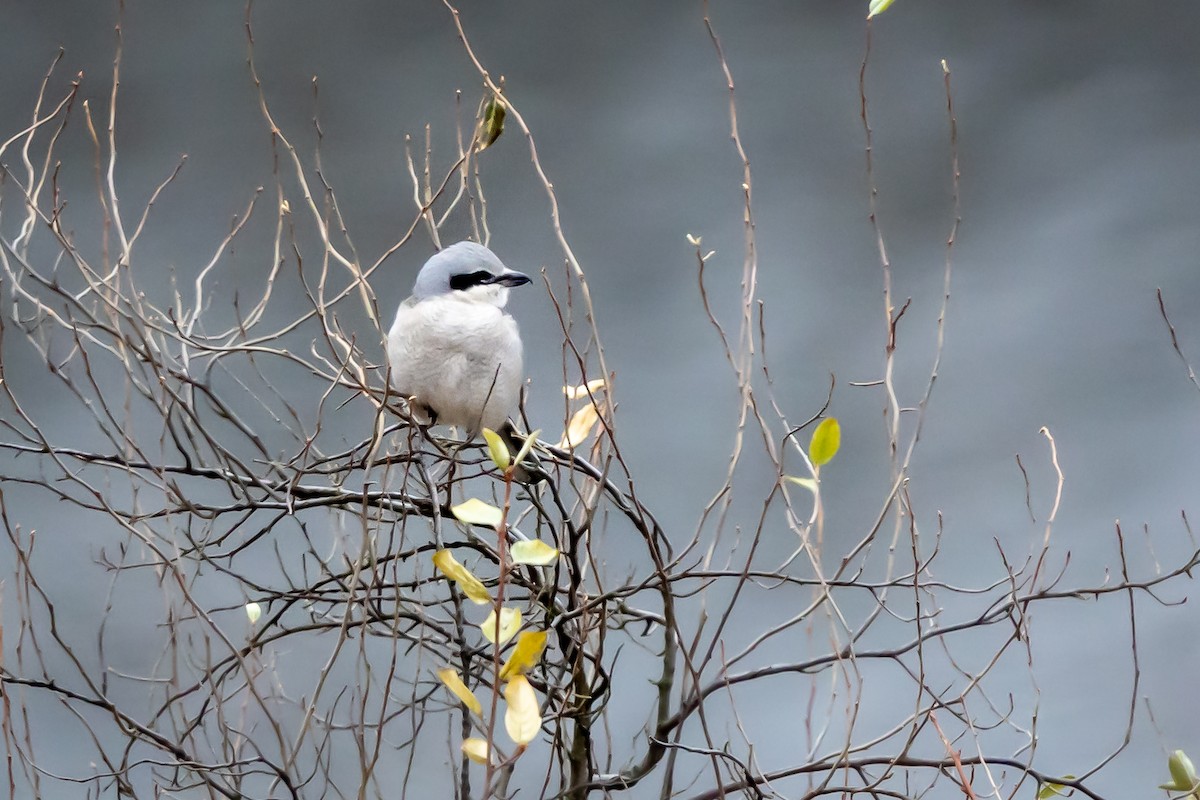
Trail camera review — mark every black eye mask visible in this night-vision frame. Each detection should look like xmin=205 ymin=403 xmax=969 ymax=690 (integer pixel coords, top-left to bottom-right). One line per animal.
xmin=449 ymin=270 xmax=497 ymax=291
xmin=449 ymin=270 xmax=531 ymax=291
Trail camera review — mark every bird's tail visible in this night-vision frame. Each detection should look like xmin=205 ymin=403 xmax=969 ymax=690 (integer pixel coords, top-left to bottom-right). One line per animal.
xmin=499 ymin=421 xmax=546 ymax=484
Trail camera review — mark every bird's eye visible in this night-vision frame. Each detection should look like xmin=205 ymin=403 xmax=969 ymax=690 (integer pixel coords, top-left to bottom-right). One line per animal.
xmin=449 ymin=270 xmax=496 ymax=291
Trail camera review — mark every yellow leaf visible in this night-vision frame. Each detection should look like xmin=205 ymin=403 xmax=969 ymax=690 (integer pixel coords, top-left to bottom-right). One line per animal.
xmin=558 ymin=402 xmax=600 ymax=449
xmin=809 ymin=417 xmax=841 ymax=467
xmin=432 ymin=550 xmax=491 ymax=605
xmin=462 ymin=738 xmax=492 ymax=764
xmin=562 ymin=379 xmax=607 ymax=400
xmin=481 ymin=427 xmax=511 ymax=471
xmin=500 ymin=631 xmax=548 ymax=680
xmin=451 ymin=498 xmax=503 ymax=529
xmin=510 ymin=540 xmax=560 ymax=566
xmin=244 ymin=602 xmax=262 ymax=625
xmin=503 ymin=675 xmax=542 ymax=746
xmin=437 ymin=667 xmax=482 ymax=715
xmin=867 ymin=0 xmax=895 ymax=18
xmin=480 ymin=606 xmax=521 ymax=645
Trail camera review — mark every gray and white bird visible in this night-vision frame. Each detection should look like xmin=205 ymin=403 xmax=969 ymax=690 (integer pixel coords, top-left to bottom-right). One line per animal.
xmin=387 ymin=241 xmax=532 ymax=440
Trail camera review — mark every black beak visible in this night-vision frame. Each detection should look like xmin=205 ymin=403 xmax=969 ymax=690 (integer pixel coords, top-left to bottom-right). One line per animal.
xmin=488 ymin=270 xmax=531 ymax=288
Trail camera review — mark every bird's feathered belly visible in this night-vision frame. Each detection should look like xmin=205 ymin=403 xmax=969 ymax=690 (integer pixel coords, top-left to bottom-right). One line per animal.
xmin=387 ymin=298 xmax=523 ymax=435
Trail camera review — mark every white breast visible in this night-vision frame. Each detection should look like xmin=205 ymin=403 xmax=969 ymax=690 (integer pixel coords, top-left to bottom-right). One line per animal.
xmin=386 ymin=294 xmax=524 ymax=435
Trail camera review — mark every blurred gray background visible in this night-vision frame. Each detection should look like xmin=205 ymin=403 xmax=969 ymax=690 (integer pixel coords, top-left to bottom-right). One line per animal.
xmin=3 ymin=1 xmax=1200 ymax=797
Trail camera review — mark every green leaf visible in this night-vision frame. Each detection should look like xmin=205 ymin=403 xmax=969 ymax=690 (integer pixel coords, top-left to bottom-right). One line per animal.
xmin=476 ymin=96 xmax=506 ymax=152
xmin=1165 ymin=752 xmax=1199 ymax=792
xmin=1037 ymin=776 xmax=1075 ymax=799
xmin=867 ymin=0 xmax=896 ymax=18
xmin=513 ymin=429 xmax=541 ymax=467
xmin=809 ymin=418 xmax=841 ymax=467
xmin=482 ymin=427 xmax=511 ymax=471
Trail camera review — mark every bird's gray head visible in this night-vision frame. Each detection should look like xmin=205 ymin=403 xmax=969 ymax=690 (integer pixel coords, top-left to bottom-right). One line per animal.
xmin=411 ymin=241 xmax=531 ymax=306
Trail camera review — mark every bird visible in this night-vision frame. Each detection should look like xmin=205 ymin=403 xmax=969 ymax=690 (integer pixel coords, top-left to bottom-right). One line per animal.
xmin=386 ymin=241 xmax=538 ymax=475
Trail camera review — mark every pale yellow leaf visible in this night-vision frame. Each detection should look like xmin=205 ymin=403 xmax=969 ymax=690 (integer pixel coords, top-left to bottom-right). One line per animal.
xmin=557 ymin=402 xmax=600 ymax=449
xmin=460 ymin=738 xmax=494 ymax=762
xmin=504 ymin=675 xmax=542 ymax=746
xmin=244 ymin=602 xmax=262 ymax=625
xmin=1166 ymin=751 xmax=1199 ymax=792
xmin=451 ymin=498 xmax=503 ymax=529
xmin=437 ymin=667 xmax=482 ymax=715
xmin=432 ymin=550 xmax=491 ymax=605
xmin=783 ymin=475 xmax=818 ymax=494
xmin=513 ymin=429 xmax=541 ymax=468
xmin=481 ymin=427 xmax=511 ymax=471
xmin=462 ymin=738 xmax=492 ymax=764
xmin=510 ymin=540 xmax=560 ymax=566
xmin=562 ymin=379 xmax=607 ymax=400
xmin=500 ymin=631 xmax=548 ymax=680
xmin=480 ymin=606 xmax=521 ymax=645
